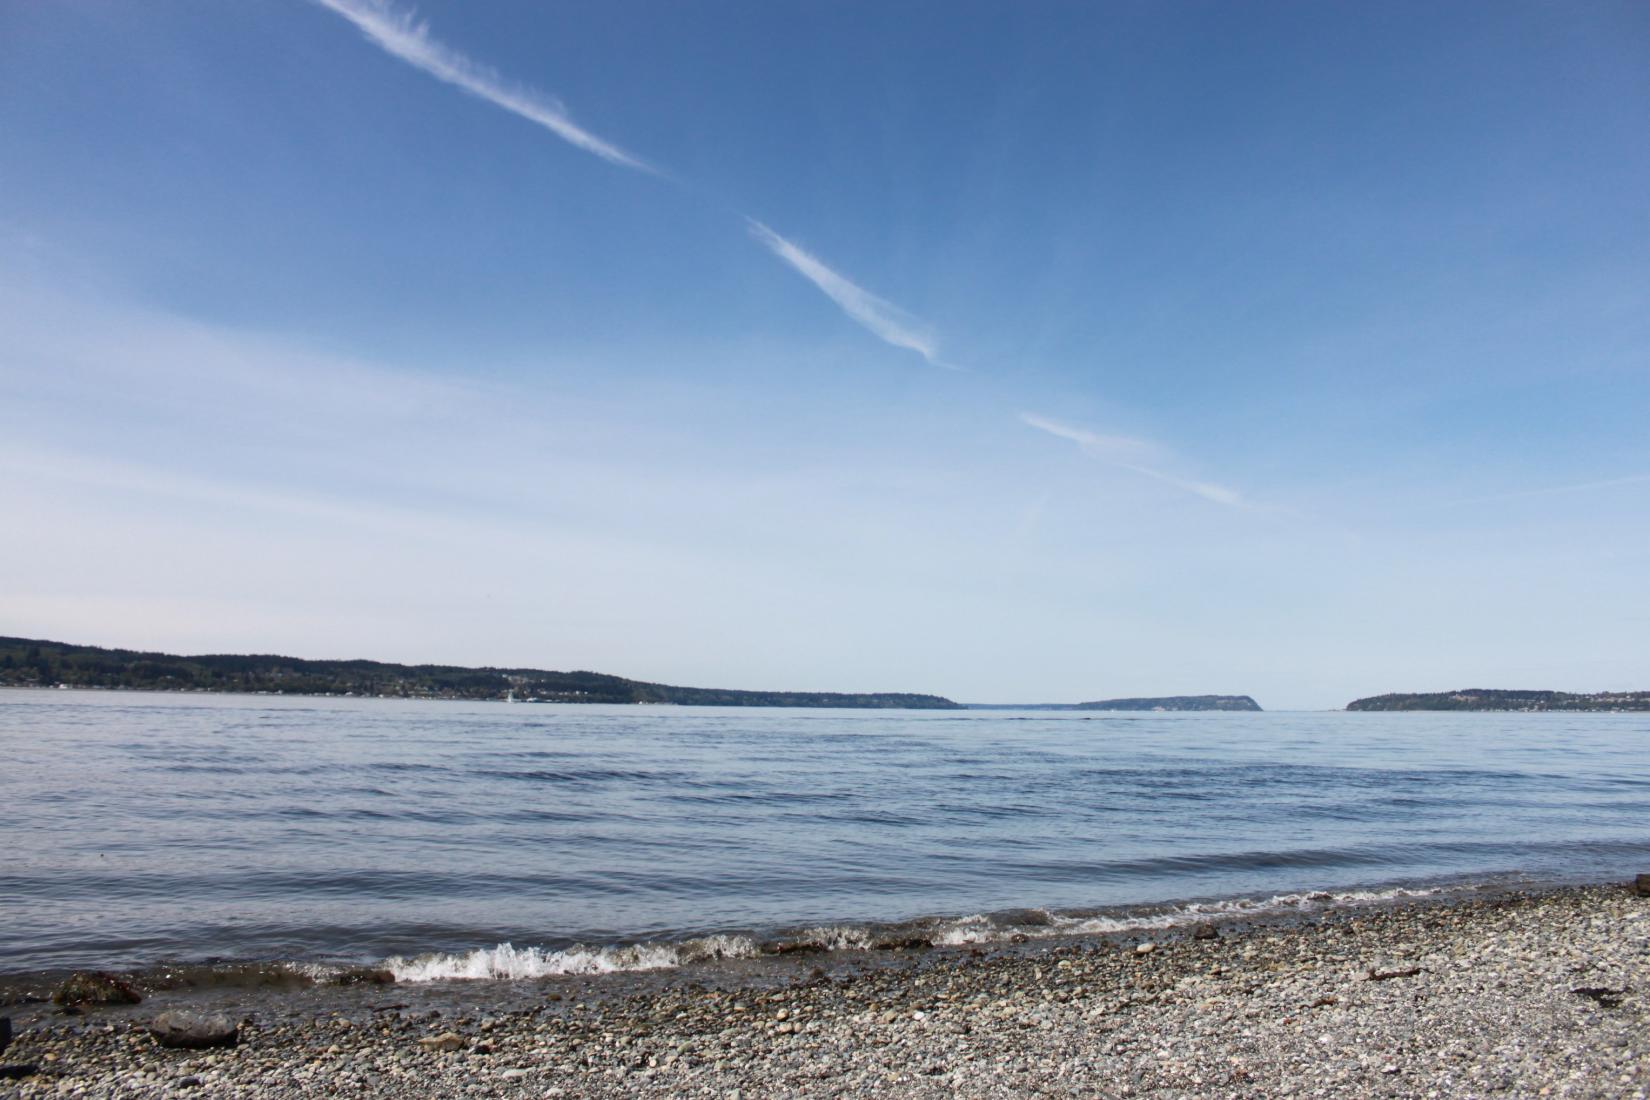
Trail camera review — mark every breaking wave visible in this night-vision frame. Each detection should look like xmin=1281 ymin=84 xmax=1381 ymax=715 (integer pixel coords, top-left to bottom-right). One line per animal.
xmin=385 ymin=881 xmax=1462 ymax=982
xmin=387 ymin=934 xmax=760 ymax=981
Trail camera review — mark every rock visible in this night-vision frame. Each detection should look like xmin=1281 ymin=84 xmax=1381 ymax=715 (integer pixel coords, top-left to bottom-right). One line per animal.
xmin=1633 ymin=874 xmax=1650 ymax=897
xmin=175 ymin=1075 xmax=204 ymax=1088
xmin=417 ymin=1031 xmax=465 ymax=1052
xmin=1135 ymin=942 xmax=1157 ymax=956
xmin=332 ymin=967 xmax=396 ymax=986
xmin=765 ymin=940 xmax=815 ymax=955
xmin=1191 ymin=923 xmax=1219 ymax=941
xmin=0 ymin=1065 xmax=37 ymax=1081
xmin=149 ymin=1011 xmax=239 ymax=1049
xmin=52 ymin=971 xmax=142 ymax=1008
xmin=1571 ymin=987 xmax=1626 ymax=1008
xmin=0 ymin=1017 xmax=9 ymax=1054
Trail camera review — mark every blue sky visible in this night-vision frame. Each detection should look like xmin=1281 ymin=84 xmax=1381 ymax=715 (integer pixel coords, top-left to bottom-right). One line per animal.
xmin=2 ymin=0 xmax=1646 ymax=708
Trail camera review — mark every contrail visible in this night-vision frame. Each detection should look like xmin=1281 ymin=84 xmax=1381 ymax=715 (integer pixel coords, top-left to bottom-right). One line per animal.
xmin=312 ymin=3 xmax=1253 ymax=505
xmin=1020 ymin=412 xmax=1247 ymax=508
xmin=312 ymin=2 xmax=962 ymax=368
xmin=748 ymin=220 xmax=956 ymax=369
xmin=311 ymin=0 xmax=653 ymax=173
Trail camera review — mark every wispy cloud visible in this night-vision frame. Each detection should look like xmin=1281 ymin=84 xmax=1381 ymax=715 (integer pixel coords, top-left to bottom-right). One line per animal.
xmin=312 ymin=3 xmax=963 ymax=368
xmin=1018 ymin=413 xmax=1159 ymax=462
xmin=1020 ymin=412 xmax=1247 ymax=508
xmin=311 ymin=0 xmax=653 ymax=173
xmin=310 ymin=2 xmax=1248 ymax=510
xmin=748 ymin=220 xmax=954 ymax=369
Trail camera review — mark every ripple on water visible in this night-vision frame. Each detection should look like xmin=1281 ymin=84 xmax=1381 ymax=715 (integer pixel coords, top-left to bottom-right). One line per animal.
xmin=1 ymin=693 xmax=1646 ymax=975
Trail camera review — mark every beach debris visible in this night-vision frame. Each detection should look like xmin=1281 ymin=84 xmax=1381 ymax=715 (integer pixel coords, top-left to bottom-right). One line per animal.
xmin=1309 ymin=996 xmax=1339 ymax=1008
xmin=1570 ymin=986 xmax=1627 ymax=1008
xmin=1363 ymin=967 xmax=1424 ymax=982
xmin=417 ymin=1031 xmax=466 ymax=1052
xmin=1191 ymin=923 xmax=1219 ymax=941
xmin=1633 ymin=874 xmax=1650 ymax=897
xmin=52 ymin=971 xmax=142 ymax=1008
xmin=149 ymin=1010 xmax=239 ymax=1049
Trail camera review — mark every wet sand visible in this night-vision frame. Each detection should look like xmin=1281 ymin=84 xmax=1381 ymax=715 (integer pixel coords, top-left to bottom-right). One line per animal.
xmin=3 ymin=882 xmax=1646 ymax=1098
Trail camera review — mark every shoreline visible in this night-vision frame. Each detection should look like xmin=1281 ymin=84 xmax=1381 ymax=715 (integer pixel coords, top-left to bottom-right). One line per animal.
xmin=4 ymin=880 xmax=1645 ymax=1097
xmin=0 ymin=872 xmax=1565 ymax=999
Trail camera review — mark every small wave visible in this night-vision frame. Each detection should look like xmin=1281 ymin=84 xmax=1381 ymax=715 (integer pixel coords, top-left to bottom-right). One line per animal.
xmin=931 ymin=884 xmax=1447 ymax=945
xmin=384 ymin=881 xmax=1466 ymax=982
xmin=387 ymin=934 xmax=760 ymax=981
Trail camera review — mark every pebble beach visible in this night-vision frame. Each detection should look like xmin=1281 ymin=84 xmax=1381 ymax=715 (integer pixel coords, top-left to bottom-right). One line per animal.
xmin=3 ymin=882 xmax=1646 ymax=1098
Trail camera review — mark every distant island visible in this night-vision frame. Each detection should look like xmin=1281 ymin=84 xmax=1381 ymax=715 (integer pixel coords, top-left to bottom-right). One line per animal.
xmin=1076 ymin=695 xmax=1262 ymax=712
xmin=0 ymin=636 xmax=960 ymax=709
xmin=1346 ymin=688 xmax=1650 ymax=712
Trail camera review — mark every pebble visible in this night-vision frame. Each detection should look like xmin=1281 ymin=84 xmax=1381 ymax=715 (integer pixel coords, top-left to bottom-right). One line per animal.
xmin=415 ymin=1031 xmax=465 ymax=1052
xmin=1 ymin=884 xmax=1645 ymax=1099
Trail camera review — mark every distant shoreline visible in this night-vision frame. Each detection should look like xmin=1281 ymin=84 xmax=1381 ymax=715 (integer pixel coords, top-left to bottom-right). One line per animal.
xmin=1346 ymin=688 xmax=1650 ymax=713
xmin=0 ymin=635 xmax=959 ymax=710
xmin=0 ymin=636 xmax=1262 ymax=712
xmin=7 ymin=635 xmax=1647 ymax=711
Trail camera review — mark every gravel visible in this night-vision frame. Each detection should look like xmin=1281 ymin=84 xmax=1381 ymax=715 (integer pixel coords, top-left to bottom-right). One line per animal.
xmin=3 ymin=882 xmax=1646 ymax=1098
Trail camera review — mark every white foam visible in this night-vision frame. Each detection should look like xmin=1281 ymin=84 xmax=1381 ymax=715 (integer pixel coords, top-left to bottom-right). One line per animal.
xmin=933 ymin=884 xmax=1449 ymax=945
xmin=385 ymin=883 xmax=1460 ymax=981
xmin=286 ymin=961 xmax=347 ymax=982
xmin=387 ymin=934 xmax=759 ymax=982
xmin=793 ymin=925 xmax=878 ymax=951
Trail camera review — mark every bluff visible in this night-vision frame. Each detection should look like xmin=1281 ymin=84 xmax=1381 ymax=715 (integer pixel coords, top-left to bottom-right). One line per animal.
xmin=1346 ymin=689 xmax=1650 ymax=712
xmin=0 ymin=636 xmax=960 ymax=709
xmin=1075 ymin=695 xmax=1262 ymax=712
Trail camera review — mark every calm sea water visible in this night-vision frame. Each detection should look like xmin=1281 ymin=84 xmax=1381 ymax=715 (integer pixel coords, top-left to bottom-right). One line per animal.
xmin=2 ymin=689 xmax=1647 ymax=980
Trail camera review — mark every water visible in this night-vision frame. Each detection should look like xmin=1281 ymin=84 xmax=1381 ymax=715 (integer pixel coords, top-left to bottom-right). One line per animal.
xmin=2 ymin=689 xmax=1647 ymax=984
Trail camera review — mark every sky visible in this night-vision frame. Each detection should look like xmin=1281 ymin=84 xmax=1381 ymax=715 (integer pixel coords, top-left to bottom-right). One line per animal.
xmin=2 ymin=0 xmax=1647 ymax=709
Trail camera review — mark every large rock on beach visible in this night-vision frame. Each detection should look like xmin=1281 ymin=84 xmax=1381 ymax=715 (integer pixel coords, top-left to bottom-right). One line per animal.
xmin=148 ymin=1011 xmax=239 ymax=1050
xmin=51 ymin=972 xmax=142 ymax=1008
xmin=1633 ymin=872 xmax=1650 ymax=897
xmin=417 ymin=1031 xmax=466 ymax=1052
